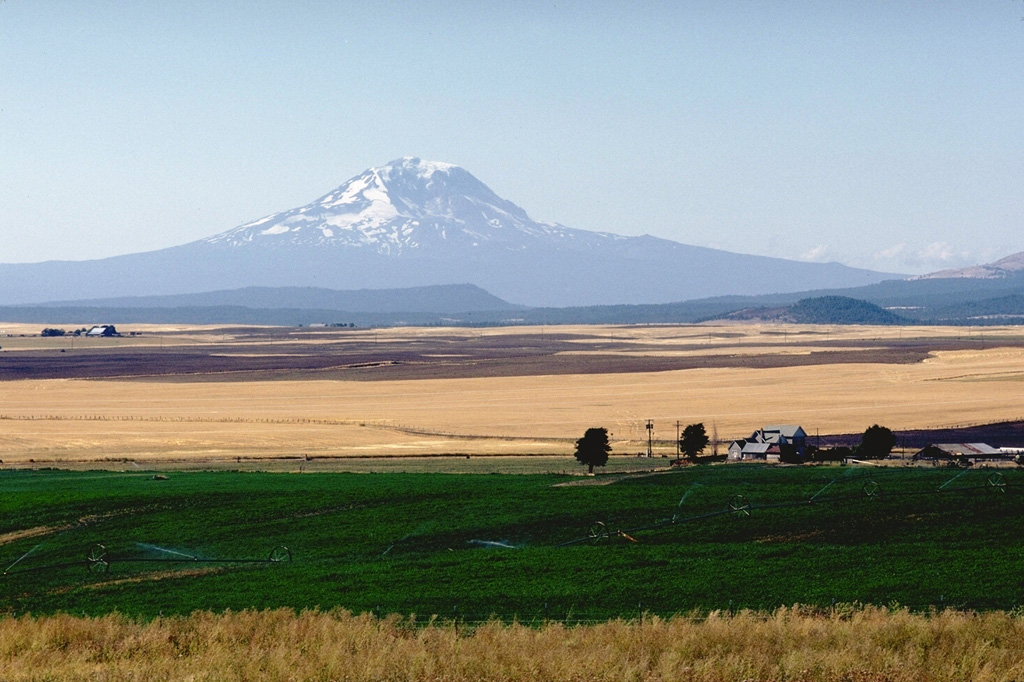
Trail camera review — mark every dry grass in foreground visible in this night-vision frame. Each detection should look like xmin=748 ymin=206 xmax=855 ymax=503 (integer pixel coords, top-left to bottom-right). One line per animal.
xmin=1 ymin=607 xmax=1022 ymax=681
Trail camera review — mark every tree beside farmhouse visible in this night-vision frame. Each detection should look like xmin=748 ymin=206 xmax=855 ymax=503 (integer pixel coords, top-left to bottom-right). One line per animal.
xmin=679 ymin=423 xmax=710 ymax=460
xmin=574 ymin=427 xmax=611 ymax=474
xmin=858 ymin=424 xmax=897 ymax=460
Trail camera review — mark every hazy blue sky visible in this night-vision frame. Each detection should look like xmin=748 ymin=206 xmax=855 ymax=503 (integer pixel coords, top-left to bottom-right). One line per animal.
xmin=2 ymin=1 xmax=1021 ymax=273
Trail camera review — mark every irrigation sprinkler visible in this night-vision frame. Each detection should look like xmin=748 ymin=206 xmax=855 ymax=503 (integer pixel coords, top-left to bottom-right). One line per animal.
xmin=268 ymin=546 xmax=292 ymax=562
xmin=729 ymin=495 xmax=751 ymax=517
xmin=861 ymin=480 xmax=880 ymax=498
xmin=580 ymin=522 xmax=639 ymax=545
xmin=986 ymin=473 xmax=1006 ymax=493
xmin=87 ymin=544 xmax=109 ymax=573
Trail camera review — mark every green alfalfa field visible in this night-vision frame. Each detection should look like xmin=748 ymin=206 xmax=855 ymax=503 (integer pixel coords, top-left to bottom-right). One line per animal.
xmin=2 ymin=464 xmax=1023 ymax=620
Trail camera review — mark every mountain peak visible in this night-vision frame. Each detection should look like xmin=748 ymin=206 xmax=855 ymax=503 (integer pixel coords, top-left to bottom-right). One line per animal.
xmin=382 ymin=156 xmax=458 ymax=177
xmin=203 ymin=157 xmax=580 ymax=253
xmin=313 ymin=157 xmax=465 ymax=210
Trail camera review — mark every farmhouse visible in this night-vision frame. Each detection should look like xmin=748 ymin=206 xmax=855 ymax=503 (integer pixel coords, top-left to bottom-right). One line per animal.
xmin=912 ymin=443 xmax=1013 ymax=466
xmin=728 ymin=425 xmax=807 ymax=462
xmin=727 ymin=441 xmax=775 ymax=461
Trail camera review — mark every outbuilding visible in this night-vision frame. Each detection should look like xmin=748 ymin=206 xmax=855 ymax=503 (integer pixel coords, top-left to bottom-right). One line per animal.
xmin=912 ymin=443 xmax=1011 ymax=466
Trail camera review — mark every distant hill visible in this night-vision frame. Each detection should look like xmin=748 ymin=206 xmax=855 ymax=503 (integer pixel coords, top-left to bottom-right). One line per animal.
xmin=0 ymin=305 xmax=527 ymax=328
xmin=41 ymin=284 xmax=518 ymax=315
xmin=788 ymin=296 xmax=908 ymax=324
xmin=915 ymin=250 xmax=1024 ymax=280
xmin=927 ymin=294 xmax=1024 ymax=323
xmin=0 ymin=284 xmax=523 ymax=327
xmin=722 ymin=296 xmax=908 ymax=325
xmin=668 ymin=272 xmax=1024 ymax=325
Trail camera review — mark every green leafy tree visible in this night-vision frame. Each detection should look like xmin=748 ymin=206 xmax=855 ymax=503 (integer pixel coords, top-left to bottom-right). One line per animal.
xmin=574 ymin=427 xmax=611 ymax=474
xmin=679 ymin=423 xmax=710 ymax=460
xmin=858 ymin=424 xmax=897 ymax=460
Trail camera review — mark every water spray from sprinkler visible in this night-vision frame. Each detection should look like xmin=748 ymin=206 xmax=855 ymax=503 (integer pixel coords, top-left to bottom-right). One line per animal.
xmin=672 ymin=482 xmax=704 ymax=522
xmin=939 ymin=469 xmax=971 ymax=491
xmin=3 ymin=543 xmax=43 ymax=575
xmin=808 ymin=479 xmax=836 ymax=503
xmin=135 ymin=543 xmax=198 ymax=561
xmin=468 ymin=540 xmax=520 ymax=549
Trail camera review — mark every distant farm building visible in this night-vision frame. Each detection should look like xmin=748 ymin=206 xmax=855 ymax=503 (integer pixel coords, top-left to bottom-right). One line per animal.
xmin=86 ymin=325 xmax=119 ymax=337
xmin=912 ymin=443 xmax=1013 ymax=466
xmin=728 ymin=425 xmax=807 ymax=462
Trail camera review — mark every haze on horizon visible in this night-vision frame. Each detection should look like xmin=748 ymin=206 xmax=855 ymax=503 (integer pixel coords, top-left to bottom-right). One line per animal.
xmin=1 ymin=1 xmax=1021 ymax=275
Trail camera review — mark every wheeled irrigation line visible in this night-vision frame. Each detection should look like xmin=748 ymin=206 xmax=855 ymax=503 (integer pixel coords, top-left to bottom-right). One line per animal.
xmin=84 ymin=544 xmax=293 ymax=574
xmin=1 ymin=545 xmax=292 ymax=577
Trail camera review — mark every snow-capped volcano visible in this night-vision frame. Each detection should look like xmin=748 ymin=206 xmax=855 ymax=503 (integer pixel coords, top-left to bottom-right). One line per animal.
xmin=206 ymin=157 xmax=613 ymax=254
xmin=0 ymin=158 xmax=904 ymax=307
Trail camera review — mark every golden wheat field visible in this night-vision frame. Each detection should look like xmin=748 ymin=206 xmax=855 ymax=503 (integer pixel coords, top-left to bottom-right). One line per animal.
xmin=0 ymin=607 xmax=1022 ymax=681
xmin=2 ymin=322 xmax=1024 ymax=466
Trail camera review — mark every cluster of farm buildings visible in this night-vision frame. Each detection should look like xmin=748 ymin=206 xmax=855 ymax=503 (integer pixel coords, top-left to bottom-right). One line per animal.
xmin=727 ymin=424 xmax=1023 ymax=466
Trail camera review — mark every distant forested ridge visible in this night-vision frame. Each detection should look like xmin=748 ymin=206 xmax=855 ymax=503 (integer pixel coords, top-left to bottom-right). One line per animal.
xmin=787 ymin=296 xmax=909 ymax=325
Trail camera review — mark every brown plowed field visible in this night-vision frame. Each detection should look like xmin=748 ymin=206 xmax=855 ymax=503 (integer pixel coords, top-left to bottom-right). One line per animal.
xmin=0 ymin=327 xmax=1014 ymax=382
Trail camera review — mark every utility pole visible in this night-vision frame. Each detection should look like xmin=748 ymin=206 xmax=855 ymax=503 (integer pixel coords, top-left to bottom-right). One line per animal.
xmin=646 ymin=420 xmax=654 ymax=458
xmin=676 ymin=420 xmax=680 ymax=458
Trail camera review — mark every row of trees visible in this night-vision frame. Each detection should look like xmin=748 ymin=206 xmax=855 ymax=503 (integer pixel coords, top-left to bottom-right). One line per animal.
xmin=574 ymin=423 xmax=897 ymax=473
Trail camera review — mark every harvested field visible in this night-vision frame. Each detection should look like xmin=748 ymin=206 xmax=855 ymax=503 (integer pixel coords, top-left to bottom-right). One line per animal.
xmin=2 ymin=323 xmax=1024 ymax=466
